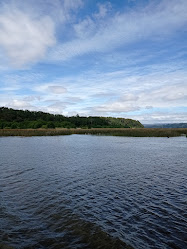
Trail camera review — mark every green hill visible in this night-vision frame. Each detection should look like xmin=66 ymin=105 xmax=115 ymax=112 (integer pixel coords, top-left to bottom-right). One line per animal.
xmin=0 ymin=107 xmax=144 ymax=129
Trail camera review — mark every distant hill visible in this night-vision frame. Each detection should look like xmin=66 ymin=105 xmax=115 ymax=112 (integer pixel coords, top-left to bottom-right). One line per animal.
xmin=144 ymin=123 xmax=187 ymax=128
xmin=0 ymin=107 xmax=144 ymax=129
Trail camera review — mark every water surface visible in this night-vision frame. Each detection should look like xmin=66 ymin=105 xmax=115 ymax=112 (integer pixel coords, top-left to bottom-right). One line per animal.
xmin=0 ymin=135 xmax=187 ymax=249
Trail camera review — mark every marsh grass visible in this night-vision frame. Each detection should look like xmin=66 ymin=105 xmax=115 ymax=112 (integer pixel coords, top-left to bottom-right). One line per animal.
xmin=0 ymin=128 xmax=187 ymax=137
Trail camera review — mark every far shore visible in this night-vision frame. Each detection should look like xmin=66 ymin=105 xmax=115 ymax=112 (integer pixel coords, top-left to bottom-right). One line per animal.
xmin=0 ymin=128 xmax=187 ymax=137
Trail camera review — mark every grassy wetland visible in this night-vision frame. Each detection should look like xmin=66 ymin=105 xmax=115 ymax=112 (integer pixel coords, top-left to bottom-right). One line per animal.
xmin=0 ymin=128 xmax=187 ymax=137
xmin=0 ymin=108 xmax=187 ymax=137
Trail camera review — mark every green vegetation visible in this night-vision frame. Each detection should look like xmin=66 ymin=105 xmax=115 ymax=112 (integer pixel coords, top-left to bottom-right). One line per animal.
xmin=1 ymin=107 xmax=186 ymax=137
xmin=0 ymin=107 xmax=143 ymax=129
xmin=0 ymin=128 xmax=187 ymax=137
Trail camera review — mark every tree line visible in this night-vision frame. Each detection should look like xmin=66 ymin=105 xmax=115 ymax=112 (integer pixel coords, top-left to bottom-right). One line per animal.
xmin=0 ymin=107 xmax=144 ymax=129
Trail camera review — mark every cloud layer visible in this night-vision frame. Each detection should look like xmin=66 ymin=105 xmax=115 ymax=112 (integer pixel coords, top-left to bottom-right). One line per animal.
xmin=0 ymin=6 xmax=56 ymax=67
xmin=0 ymin=0 xmax=186 ymax=123
xmin=50 ymin=0 xmax=187 ymax=62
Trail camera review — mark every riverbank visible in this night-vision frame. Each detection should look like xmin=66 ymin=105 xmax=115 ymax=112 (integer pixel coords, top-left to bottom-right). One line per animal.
xmin=0 ymin=128 xmax=187 ymax=137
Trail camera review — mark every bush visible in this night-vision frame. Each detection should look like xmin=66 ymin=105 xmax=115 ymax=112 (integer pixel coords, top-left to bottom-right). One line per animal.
xmin=47 ymin=122 xmax=55 ymax=128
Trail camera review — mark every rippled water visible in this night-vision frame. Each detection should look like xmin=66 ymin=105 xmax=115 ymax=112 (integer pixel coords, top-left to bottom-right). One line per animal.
xmin=0 ymin=135 xmax=187 ymax=249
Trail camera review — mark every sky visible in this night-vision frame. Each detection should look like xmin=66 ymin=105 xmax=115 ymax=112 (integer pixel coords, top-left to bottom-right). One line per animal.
xmin=0 ymin=0 xmax=187 ymax=124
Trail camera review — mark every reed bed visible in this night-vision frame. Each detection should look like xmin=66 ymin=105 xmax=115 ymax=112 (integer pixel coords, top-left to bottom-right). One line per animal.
xmin=0 ymin=128 xmax=187 ymax=137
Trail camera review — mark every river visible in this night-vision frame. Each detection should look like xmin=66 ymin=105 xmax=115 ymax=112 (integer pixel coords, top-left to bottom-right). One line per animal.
xmin=0 ymin=135 xmax=186 ymax=249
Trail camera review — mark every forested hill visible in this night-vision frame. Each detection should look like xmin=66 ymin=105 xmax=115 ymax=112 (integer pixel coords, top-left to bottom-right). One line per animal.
xmin=0 ymin=107 xmax=144 ymax=129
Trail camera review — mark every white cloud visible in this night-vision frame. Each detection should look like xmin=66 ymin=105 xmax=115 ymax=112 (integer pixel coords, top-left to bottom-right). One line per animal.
xmin=95 ymin=103 xmax=140 ymax=113
xmin=7 ymin=99 xmax=34 ymax=109
xmin=48 ymin=85 xmax=67 ymax=94
xmin=63 ymin=0 xmax=83 ymax=12
xmin=89 ymin=73 xmax=187 ymax=114
xmin=0 ymin=0 xmax=85 ymax=68
xmin=23 ymin=96 xmax=42 ymax=101
xmin=46 ymin=101 xmax=67 ymax=114
xmin=21 ymin=64 xmax=185 ymax=121
xmin=36 ymin=0 xmax=83 ymax=23
xmin=33 ymin=83 xmax=68 ymax=96
xmin=0 ymin=0 xmax=186 ymax=123
xmin=73 ymin=17 xmax=96 ymax=39
xmin=1 ymin=59 xmax=186 ymax=121
xmin=3 ymin=73 xmax=44 ymax=85
xmin=94 ymin=2 xmax=112 ymax=19
xmin=128 ymin=112 xmax=187 ymax=124
xmin=50 ymin=0 xmax=187 ymax=62
xmin=0 ymin=5 xmax=56 ymax=67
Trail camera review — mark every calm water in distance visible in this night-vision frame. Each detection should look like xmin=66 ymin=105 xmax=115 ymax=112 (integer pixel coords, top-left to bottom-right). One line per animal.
xmin=0 ymin=135 xmax=187 ymax=249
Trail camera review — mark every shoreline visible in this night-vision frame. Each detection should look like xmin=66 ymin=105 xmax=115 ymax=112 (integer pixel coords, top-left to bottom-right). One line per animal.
xmin=0 ymin=128 xmax=187 ymax=137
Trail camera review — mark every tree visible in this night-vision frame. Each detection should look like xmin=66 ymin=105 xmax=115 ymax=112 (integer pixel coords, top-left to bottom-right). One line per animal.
xmin=47 ymin=122 xmax=55 ymax=128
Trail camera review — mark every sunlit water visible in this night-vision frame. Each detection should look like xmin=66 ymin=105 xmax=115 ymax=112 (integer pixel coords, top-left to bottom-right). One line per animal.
xmin=0 ymin=135 xmax=186 ymax=249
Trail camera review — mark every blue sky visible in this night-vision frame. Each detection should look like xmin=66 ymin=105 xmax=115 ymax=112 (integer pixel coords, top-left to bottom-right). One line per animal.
xmin=0 ymin=0 xmax=186 ymax=123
